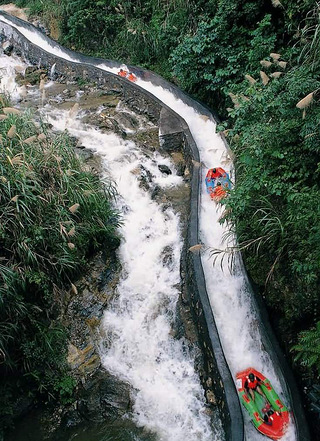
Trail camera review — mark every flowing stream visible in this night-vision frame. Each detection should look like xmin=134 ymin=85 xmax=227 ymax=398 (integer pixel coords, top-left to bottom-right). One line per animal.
xmin=45 ymin=107 xmax=221 ymax=441
xmin=0 ymin=12 xmax=297 ymax=441
xmin=1 ymin=51 xmax=222 ymax=441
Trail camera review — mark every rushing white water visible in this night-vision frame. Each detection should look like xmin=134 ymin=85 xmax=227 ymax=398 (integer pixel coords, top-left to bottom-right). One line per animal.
xmin=0 ymin=47 xmax=223 ymax=438
xmin=0 ymin=52 xmax=27 ymax=100
xmin=0 ymin=13 xmax=298 ymax=440
xmin=133 ymin=82 xmax=296 ymax=441
xmin=43 ymin=107 xmax=222 ymax=441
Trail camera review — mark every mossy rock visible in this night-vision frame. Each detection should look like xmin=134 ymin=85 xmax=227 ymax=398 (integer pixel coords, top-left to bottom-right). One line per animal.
xmin=23 ymin=67 xmax=47 ymax=85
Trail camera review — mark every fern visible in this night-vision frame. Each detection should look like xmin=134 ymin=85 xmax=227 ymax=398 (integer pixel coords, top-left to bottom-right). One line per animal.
xmin=291 ymin=322 xmax=320 ymax=374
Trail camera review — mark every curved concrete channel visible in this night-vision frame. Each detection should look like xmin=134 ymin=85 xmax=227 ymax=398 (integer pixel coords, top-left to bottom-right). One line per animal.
xmin=0 ymin=11 xmax=310 ymax=441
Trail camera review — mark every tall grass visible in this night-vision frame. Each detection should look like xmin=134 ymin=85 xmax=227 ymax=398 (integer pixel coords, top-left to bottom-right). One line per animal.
xmin=298 ymin=2 xmax=320 ymax=71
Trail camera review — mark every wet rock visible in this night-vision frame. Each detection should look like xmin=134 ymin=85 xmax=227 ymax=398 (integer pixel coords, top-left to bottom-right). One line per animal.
xmin=103 ymin=96 xmax=120 ymax=108
xmin=67 ymin=343 xmax=99 ymax=372
xmin=3 ymin=41 xmax=13 ymax=55
xmin=96 ymin=267 xmax=114 ymax=290
xmin=171 ymin=152 xmax=186 ymax=176
xmin=161 ymin=245 xmax=174 ymax=268
xmin=76 ymin=373 xmax=132 ymax=421
xmin=206 ymin=390 xmax=217 ymax=406
xmin=206 ymin=377 xmax=213 ymax=388
xmin=61 ymin=407 xmax=82 ymax=428
xmin=133 ymin=127 xmax=159 ymax=151
xmin=138 ymin=165 xmax=153 ymax=192
xmin=76 ymin=147 xmax=94 ymax=161
xmin=162 ymin=184 xmax=190 ymax=227
xmin=159 ymin=131 xmax=184 ymax=153
xmin=115 ymin=111 xmax=139 ymax=131
xmin=158 ymin=164 xmax=172 ymax=175
xmin=151 ymin=184 xmax=164 ymax=201
xmin=24 ymin=66 xmax=47 ymax=85
xmin=62 ymin=88 xmax=72 ymax=98
xmin=97 ymin=115 xmax=126 ymax=138
xmin=102 ymin=88 xmax=122 ymax=96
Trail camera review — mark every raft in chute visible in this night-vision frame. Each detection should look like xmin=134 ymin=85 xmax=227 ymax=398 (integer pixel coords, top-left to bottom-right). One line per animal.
xmin=205 ymin=167 xmax=232 ymax=202
xmin=117 ymin=65 xmax=137 ymax=82
xmin=236 ymin=368 xmax=289 ymax=440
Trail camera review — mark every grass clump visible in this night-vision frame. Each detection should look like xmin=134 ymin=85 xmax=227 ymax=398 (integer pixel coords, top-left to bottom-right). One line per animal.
xmin=0 ymin=99 xmax=120 ymax=430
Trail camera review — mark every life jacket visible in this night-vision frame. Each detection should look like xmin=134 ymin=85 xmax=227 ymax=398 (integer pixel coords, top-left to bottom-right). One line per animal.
xmin=211 ymin=186 xmax=226 ymax=201
xmin=262 ymin=403 xmax=271 ymax=414
xmin=246 ymin=375 xmax=259 ymax=389
xmin=118 ymin=69 xmax=127 ymax=78
xmin=128 ymin=73 xmax=137 ymax=82
xmin=207 ymin=167 xmax=227 ymax=180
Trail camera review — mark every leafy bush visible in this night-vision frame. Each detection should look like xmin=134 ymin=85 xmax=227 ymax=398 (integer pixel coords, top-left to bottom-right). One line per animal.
xmin=58 ymin=0 xmax=196 ymax=76
xmin=220 ymin=52 xmax=320 ymax=348
xmin=14 ymin=0 xmax=63 ymax=35
xmin=170 ymin=2 xmax=279 ymax=112
xmin=292 ymin=322 xmax=320 ymax=376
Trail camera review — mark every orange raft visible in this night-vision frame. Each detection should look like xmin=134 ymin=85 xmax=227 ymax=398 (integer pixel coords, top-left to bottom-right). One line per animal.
xmin=118 ymin=68 xmax=128 ymax=78
xmin=236 ymin=368 xmax=289 ymax=440
xmin=205 ymin=167 xmax=231 ymax=202
xmin=127 ymin=72 xmax=137 ymax=82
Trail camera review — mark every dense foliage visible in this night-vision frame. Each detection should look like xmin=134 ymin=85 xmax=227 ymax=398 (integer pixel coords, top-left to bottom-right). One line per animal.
xmin=0 ymin=103 xmax=120 ymax=429
xmin=216 ymin=1 xmax=320 ymax=383
xmin=220 ymin=56 xmax=320 ymax=355
xmin=13 ymin=0 xmax=200 ymax=77
xmin=11 ymin=0 xmax=316 ymax=109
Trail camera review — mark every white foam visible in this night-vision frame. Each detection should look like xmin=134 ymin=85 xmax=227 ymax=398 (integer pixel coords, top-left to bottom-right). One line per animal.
xmin=43 ymin=108 xmax=222 ymax=441
xmin=0 ymin=53 xmax=28 ymax=101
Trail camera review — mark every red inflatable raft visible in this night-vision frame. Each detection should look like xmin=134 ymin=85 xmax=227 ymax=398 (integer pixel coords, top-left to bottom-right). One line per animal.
xmin=236 ymin=368 xmax=289 ymax=440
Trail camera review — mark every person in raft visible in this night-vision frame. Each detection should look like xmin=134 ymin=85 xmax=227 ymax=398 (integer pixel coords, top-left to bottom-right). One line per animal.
xmin=206 ymin=167 xmax=227 ymax=180
xmin=244 ymin=372 xmax=269 ymax=404
xmin=262 ymin=402 xmax=274 ymax=426
xmin=211 ymin=181 xmax=226 ymax=202
xmin=206 ymin=167 xmax=229 ymax=201
xmin=118 ymin=68 xmax=128 ymax=78
xmin=127 ymin=72 xmax=137 ymax=82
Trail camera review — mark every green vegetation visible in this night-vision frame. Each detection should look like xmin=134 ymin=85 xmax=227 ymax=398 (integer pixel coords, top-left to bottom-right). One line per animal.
xmin=0 ymin=102 xmax=120 ymax=429
xmin=219 ymin=54 xmax=320 ymax=360
xmin=216 ymin=2 xmax=320 ymax=383
xmin=292 ymin=321 xmax=320 ymax=372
